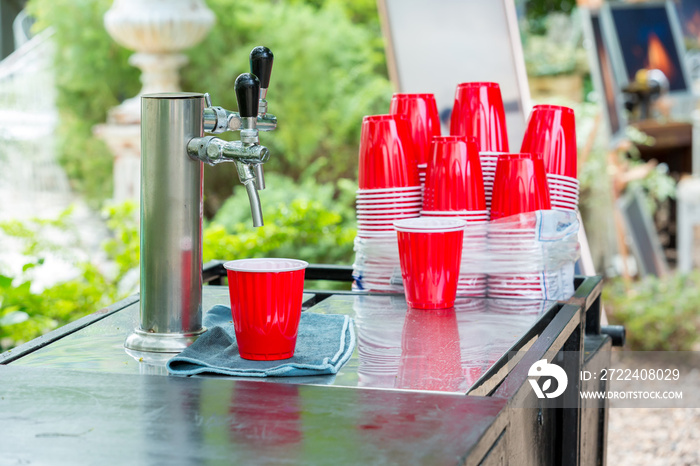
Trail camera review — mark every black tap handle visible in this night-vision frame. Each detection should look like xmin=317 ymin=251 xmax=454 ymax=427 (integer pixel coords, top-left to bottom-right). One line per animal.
xmin=234 ymin=73 xmax=260 ymax=118
xmin=250 ymin=46 xmax=273 ymax=89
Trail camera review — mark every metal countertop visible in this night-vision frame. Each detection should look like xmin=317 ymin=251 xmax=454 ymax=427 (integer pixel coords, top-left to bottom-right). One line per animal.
xmin=9 ymin=287 xmax=554 ymax=395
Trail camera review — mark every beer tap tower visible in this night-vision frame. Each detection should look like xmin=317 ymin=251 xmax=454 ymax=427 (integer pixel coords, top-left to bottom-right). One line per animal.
xmin=125 ymin=47 xmax=276 ymax=353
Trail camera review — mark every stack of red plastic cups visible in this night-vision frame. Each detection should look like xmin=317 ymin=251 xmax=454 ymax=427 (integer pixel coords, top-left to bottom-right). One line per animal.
xmin=390 ymin=93 xmax=441 ymax=193
xmin=421 ymin=136 xmax=488 ymax=296
xmin=450 ymin=82 xmax=510 ymax=213
xmin=487 ymin=153 xmax=555 ymax=299
xmin=521 ymin=105 xmax=579 ymax=212
xmin=353 ymin=114 xmax=421 ymax=292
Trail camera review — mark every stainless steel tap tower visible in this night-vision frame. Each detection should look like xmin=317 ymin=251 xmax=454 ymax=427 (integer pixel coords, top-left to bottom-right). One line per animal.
xmin=125 ymin=47 xmax=276 ymax=353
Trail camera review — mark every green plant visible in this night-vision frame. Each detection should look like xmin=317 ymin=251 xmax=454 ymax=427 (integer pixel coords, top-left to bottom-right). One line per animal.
xmin=27 ymin=0 xmax=392 ymax=207
xmin=520 ymin=9 xmax=587 ymax=77
xmin=603 ymin=273 xmax=700 ymax=351
xmin=0 ymin=208 xmax=125 ymax=351
xmin=101 ymin=200 xmax=140 ymax=284
xmin=184 ymin=0 xmax=392 ymax=184
xmin=26 ymin=0 xmax=139 ymax=204
xmin=205 ymin=173 xmax=357 ymax=265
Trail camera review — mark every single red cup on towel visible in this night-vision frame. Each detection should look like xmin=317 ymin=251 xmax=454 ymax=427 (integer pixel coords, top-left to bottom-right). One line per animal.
xmin=520 ymin=104 xmax=577 ymax=178
xmin=358 ymin=114 xmax=420 ymax=190
xmin=224 ymin=258 xmax=308 ymax=360
xmin=450 ymin=82 xmax=509 ymax=152
xmin=390 ymin=93 xmax=441 ymax=166
xmin=490 ymin=153 xmax=551 ymax=220
xmin=423 ymin=136 xmax=485 ymax=212
xmin=394 ymin=218 xmax=466 ymax=309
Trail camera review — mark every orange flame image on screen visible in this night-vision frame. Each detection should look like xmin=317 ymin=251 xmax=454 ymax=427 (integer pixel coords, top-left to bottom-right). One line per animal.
xmin=645 ymin=32 xmax=676 ymax=80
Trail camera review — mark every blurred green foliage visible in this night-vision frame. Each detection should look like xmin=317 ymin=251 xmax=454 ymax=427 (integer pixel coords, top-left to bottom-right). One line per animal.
xmin=604 ymin=274 xmax=700 ymax=351
xmin=27 ymin=0 xmax=392 ymax=207
xmin=205 ymin=173 xmax=357 ymax=265
xmin=0 ymin=207 xmax=127 ymax=351
xmin=26 ymin=0 xmax=140 ymax=203
xmin=519 ymin=0 xmax=577 ymax=35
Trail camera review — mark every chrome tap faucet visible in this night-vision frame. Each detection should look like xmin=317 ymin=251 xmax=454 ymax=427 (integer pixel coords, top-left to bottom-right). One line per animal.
xmin=187 ymin=47 xmax=275 ymax=227
xmin=125 ymin=46 xmax=276 ymax=353
xmin=187 ymin=73 xmax=269 ymax=227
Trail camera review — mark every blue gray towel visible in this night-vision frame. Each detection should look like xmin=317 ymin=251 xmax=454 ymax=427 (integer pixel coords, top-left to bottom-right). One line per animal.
xmin=166 ymin=305 xmax=355 ymax=377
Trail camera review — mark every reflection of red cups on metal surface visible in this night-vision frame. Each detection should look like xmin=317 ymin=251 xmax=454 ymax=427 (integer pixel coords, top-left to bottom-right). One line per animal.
xmin=394 ymin=218 xmax=466 ymax=310
xmin=490 ymin=153 xmax=551 ymax=220
xmin=521 ymin=105 xmax=577 ymax=178
xmin=358 ymin=114 xmax=420 ymax=190
xmin=396 ymin=306 xmax=463 ymax=391
xmin=423 ymin=136 xmax=485 ymax=212
xmin=450 ymin=82 xmax=509 ymax=152
xmin=224 ymin=258 xmax=308 ymax=360
xmin=229 ymin=384 xmax=302 ymax=446
xmin=390 ymin=93 xmax=441 ymax=166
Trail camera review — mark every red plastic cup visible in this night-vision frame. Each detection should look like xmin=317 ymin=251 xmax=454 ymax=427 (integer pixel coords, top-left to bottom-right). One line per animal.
xmin=490 ymin=153 xmax=551 ymax=220
xmin=423 ymin=136 xmax=485 ymax=212
xmin=224 ymin=258 xmax=308 ymax=360
xmin=450 ymin=82 xmax=509 ymax=152
xmin=358 ymin=114 xmax=420 ymax=190
xmin=394 ymin=218 xmax=466 ymax=309
xmin=520 ymin=105 xmax=577 ymax=178
xmin=390 ymin=93 xmax=441 ymax=166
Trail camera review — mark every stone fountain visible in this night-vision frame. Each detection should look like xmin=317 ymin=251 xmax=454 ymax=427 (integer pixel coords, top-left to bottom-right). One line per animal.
xmin=94 ymin=0 xmax=215 ymax=202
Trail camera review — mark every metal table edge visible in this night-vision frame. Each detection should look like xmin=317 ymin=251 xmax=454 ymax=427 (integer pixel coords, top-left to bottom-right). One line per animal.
xmin=0 ymin=294 xmax=140 ymax=364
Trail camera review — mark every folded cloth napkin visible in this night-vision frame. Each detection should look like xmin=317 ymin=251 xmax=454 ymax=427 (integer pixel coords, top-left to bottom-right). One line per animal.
xmin=166 ymin=304 xmax=355 ymax=377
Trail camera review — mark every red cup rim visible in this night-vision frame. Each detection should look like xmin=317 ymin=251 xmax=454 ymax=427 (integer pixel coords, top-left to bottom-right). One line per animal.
xmin=532 ymin=104 xmax=574 ymax=114
xmin=497 ymin=152 xmax=539 ymax=161
xmin=357 ymin=186 xmax=422 ymax=194
xmin=457 ymin=82 xmax=500 ymax=89
xmin=549 ymin=183 xmax=580 ymax=191
xmin=420 ymin=210 xmax=489 ymax=215
xmin=547 ymin=178 xmax=580 ymax=187
xmin=362 ymin=114 xmax=408 ymax=124
xmin=432 ymin=135 xmax=477 ymax=144
xmin=224 ymin=258 xmax=309 ymax=273
xmin=550 ymin=195 xmax=579 ymax=201
xmin=395 ymin=227 xmax=466 ymax=234
xmin=394 ymin=217 xmax=467 ymax=230
xmin=357 ymin=212 xmax=420 ymax=217
xmin=356 ymin=197 xmax=422 ymax=202
xmin=356 ymin=202 xmax=422 ymax=208
xmin=391 ymin=92 xmax=436 ymax=100
xmin=546 ymin=173 xmax=579 ymax=180
xmin=356 ymin=209 xmax=421 ymax=215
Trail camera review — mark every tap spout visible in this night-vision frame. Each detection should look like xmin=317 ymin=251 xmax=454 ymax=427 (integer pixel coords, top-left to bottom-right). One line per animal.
xmin=243 ymin=177 xmax=264 ymax=227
